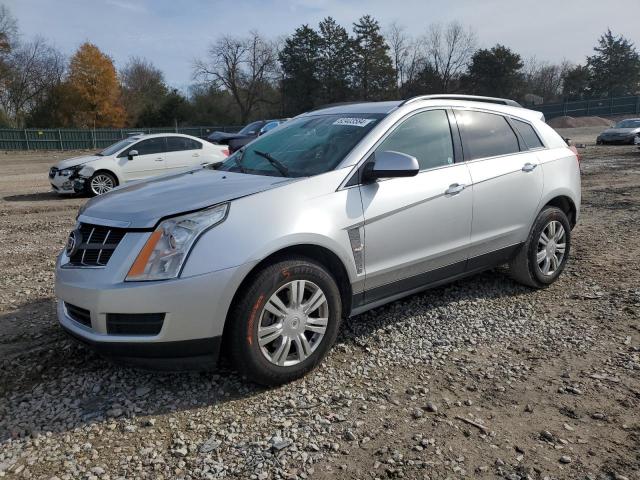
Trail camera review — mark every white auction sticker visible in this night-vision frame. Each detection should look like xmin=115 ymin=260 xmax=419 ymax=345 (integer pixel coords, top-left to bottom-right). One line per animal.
xmin=333 ymin=118 xmax=376 ymax=127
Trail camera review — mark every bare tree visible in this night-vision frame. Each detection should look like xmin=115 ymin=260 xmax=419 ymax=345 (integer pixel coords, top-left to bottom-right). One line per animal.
xmin=523 ymin=56 xmax=571 ymax=102
xmin=386 ymin=22 xmax=410 ymax=93
xmin=424 ymin=21 xmax=476 ymax=92
xmin=0 ymin=37 xmax=65 ymax=127
xmin=0 ymin=5 xmax=18 ymax=54
xmin=121 ymin=56 xmax=167 ymax=125
xmin=193 ymin=31 xmax=277 ymax=123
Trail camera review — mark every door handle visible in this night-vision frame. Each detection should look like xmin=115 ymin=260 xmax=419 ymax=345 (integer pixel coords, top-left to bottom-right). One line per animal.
xmin=192 ymin=153 xmax=200 ymax=157
xmin=522 ymin=162 xmax=537 ymax=172
xmin=445 ymin=183 xmax=465 ymax=195
xmin=155 ymin=157 xmax=163 ymax=161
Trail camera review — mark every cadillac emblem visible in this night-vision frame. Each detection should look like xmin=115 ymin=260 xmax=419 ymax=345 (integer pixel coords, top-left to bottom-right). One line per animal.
xmin=65 ymin=229 xmax=81 ymax=257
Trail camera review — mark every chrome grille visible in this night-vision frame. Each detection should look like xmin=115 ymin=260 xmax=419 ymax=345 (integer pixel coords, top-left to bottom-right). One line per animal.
xmin=67 ymin=223 xmax=127 ymax=267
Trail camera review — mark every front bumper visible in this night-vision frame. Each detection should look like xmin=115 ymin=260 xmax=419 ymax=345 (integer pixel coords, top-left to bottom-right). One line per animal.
xmin=55 ymin=246 xmax=255 ymax=365
xmin=597 ymin=134 xmax=635 ymax=144
xmin=50 ymin=173 xmax=76 ymax=194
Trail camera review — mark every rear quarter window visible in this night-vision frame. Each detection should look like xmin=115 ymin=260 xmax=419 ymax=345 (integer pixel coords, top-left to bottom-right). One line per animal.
xmin=512 ymin=119 xmax=544 ymax=150
xmin=456 ymin=110 xmax=520 ymax=160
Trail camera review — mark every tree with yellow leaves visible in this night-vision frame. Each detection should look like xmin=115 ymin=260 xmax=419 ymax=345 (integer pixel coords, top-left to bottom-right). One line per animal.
xmin=67 ymin=42 xmax=125 ymax=128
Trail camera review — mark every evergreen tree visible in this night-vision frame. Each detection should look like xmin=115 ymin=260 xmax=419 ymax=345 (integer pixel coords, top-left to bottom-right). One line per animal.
xmin=587 ymin=29 xmax=640 ymax=97
xmin=463 ymin=44 xmax=524 ymax=98
xmin=352 ymin=15 xmax=395 ymax=100
xmin=317 ymin=17 xmax=354 ymax=104
xmin=278 ymin=25 xmax=322 ymax=115
xmin=562 ymin=65 xmax=591 ymax=100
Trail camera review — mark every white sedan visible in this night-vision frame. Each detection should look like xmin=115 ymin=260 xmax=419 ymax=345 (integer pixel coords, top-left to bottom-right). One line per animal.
xmin=49 ymin=133 xmax=228 ymax=196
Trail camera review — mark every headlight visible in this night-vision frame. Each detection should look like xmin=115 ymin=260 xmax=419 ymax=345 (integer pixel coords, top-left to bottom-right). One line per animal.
xmin=60 ymin=166 xmax=80 ymax=176
xmin=126 ymin=203 xmax=229 ymax=281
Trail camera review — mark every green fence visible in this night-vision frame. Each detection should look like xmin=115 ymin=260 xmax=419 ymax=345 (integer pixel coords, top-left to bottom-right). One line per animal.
xmin=537 ymin=95 xmax=640 ymax=120
xmin=0 ymin=126 xmax=242 ymax=151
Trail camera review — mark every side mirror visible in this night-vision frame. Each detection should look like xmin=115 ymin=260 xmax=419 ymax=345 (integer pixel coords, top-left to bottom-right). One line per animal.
xmin=362 ymin=151 xmax=419 ymax=182
xmin=127 ymin=150 xmax=138 ymax=160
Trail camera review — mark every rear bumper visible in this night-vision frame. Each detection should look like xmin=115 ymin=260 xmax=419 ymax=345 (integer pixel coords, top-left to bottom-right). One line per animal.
xmin=597 ymin=135 xmax=635 ymax=144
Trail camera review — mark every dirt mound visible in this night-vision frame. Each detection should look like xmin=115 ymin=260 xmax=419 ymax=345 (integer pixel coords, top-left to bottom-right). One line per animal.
xmin=547 ymin=116 xmax=614 ymax=128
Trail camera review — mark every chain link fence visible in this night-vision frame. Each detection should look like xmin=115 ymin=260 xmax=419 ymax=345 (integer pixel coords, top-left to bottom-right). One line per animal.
xmin=537 ymin=95 xmax=640 ymax=120
xmin=0 ymin=126 xmax=242 ymax=151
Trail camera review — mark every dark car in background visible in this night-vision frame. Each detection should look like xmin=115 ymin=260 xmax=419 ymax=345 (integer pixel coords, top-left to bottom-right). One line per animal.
xmin=596 ymin=118 xmax=640 ymax=145
xmin=227 ymin=120 xmax=285 ymax=154
xmin=207 ymin=120 xmax=283 ymax=146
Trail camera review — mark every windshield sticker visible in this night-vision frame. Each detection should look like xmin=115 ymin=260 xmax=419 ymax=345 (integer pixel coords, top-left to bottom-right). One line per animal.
xmin=333 ymin=118 xmax=376 ymax=127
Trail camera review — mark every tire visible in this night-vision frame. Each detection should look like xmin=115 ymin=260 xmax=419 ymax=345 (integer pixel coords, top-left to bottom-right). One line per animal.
xmin=228 ymin=256 xmax=342 ymax=386
xmin=88 ymin=171 xmax=117 ymax=196
xmin=509 ymin=206 xmax=571 ymax=288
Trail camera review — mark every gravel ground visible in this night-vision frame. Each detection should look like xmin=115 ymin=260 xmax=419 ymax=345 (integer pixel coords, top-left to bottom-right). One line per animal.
xmin=0 ymin=139 xmax=639 ymax=480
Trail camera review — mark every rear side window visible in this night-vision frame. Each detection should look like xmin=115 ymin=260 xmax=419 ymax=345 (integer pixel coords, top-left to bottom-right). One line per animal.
xmin=167 ymin=137 xmax=202 ymax=152
xmin=456 ymin=110 xmax=520 ymax=160
xmin=512 ymin=119 xmax=544 ymax=149
xmin=376 ymin=109 xmax=454 ymax=171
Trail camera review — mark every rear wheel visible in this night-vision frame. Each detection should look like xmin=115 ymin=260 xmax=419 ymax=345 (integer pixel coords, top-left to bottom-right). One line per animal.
xmin=88 ymin=171 xmax=117 ymax=196
xmin=228 ymin=257 xmax=342 ymax=386
xmin=509 ymin=206 xmax=571 ymax=288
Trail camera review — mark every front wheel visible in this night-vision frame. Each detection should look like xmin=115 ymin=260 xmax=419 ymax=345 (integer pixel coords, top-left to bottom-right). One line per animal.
xmin=88 ymin=171 xmax=117 ymax=196
xmin=509 ymin=206 xmax=571 ymax=288
xmin=228 ymin=257 xmax=342 ymax=386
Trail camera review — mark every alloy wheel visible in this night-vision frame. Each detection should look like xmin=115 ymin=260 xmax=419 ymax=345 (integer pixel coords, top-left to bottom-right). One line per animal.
xmin=90 ymin=174 xmax=114 ymax=195
xmin=257 ymin=280 xmax=329 ymax=367
xmin=536 ymin=220 xmax=566 ymax=276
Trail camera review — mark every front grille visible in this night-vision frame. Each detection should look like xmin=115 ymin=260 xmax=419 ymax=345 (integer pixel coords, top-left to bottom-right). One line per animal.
xmin=106 ymin=313 xmax=165 ymax=335
xmin=65 ymin=303 xmax=91 ymax=327
xmin=67 ymin=223 xmax=127 ymax=267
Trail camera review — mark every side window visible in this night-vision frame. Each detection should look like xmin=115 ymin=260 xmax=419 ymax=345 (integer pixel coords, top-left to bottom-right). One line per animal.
xmin=376 ymin=109 xmax=454 ymax=171
xmin=166 ymin=137 xmax=201 ymax=152
xmin=130 ymin=137 xmax=166 ymax=156
xmin=456 ymin=110 xmax=520 ymax=160
xmin=512 ymin=119 xmax=544 ymax=150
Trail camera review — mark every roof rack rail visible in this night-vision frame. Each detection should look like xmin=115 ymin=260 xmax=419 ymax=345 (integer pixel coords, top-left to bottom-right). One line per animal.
xmin=310 ymin=101 xmax=369 ymax=112
xmin=400 ymin=94 xmax=522 ymax=108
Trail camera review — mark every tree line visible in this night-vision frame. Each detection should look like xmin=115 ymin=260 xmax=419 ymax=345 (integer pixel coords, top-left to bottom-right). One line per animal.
xmin=1 ymin=4 xmax=639 ymax=129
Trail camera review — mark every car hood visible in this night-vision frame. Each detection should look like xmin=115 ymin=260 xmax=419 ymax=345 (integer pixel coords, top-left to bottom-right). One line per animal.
xmin=55 ymin=154 xmax=101 ymax=169
xmin=78 ymin=168 xmax=296 ymax=228
xmin=600 ymin=128 xmax=640 ymax=135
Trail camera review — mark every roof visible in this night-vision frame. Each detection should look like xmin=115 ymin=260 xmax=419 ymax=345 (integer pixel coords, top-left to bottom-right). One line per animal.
xmin=127 ymin=132 xmax=202 ymax=140
xmin=307 ymin=96 xmax=544 ymax=123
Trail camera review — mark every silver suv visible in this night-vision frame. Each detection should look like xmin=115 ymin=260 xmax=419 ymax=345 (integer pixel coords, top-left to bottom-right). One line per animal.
xmin=55 ymin=95 xmax=581 ymax=385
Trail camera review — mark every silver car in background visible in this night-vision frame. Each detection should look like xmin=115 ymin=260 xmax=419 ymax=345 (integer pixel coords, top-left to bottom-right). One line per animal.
xmin=596 ymin=118 xmax=640 ymax=145
xmin=55 ymin=95 xmax=581 ymax=385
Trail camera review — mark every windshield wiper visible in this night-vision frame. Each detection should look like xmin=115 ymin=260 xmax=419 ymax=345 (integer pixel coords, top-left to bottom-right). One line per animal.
xmin=234 ymin=148 xmax=247 ymax=173
xmin=254 ymin=150 xmax=289 ymax=177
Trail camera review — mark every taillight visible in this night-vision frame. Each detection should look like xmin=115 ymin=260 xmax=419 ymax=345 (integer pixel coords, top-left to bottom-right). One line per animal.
xmin=569 ymin=145 xmax=581 ymax=163
xmin=222 ymin=148 xmax=230 ymax=157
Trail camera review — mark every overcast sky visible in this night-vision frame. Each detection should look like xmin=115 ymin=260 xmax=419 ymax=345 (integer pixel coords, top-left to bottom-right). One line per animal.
xmin=6 ymin=0 xmax=640 ymax=91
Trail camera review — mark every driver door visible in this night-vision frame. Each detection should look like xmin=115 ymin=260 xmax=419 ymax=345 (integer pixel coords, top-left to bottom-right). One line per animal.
xmin=117 ymin=137 xmax=167 ymax=181
xmin=359 ymin=109 xmax=473 ymax=305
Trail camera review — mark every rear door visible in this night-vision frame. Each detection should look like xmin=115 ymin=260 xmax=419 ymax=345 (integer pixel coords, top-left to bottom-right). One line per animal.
xmin=359 ymin=109 xmax=473 ymax=304
xmin=117 ymin=137 xmax=167 ymax=181
xmin=455 ymin=110 xmax=544 ymax=265
xmin=164 ymin=136 xmax=205 ymax=173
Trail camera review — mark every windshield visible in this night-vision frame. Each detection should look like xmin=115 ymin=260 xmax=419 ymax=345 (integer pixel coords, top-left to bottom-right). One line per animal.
xmin=238 ymin=121 xmax=265 ymax=135
xmin=218 ymin=113 xmax=384 ymax=177
xmin=615 ymin=119 xmax=640 ymax=129
xmin=100 ymin=138 xmax=138 ymax=156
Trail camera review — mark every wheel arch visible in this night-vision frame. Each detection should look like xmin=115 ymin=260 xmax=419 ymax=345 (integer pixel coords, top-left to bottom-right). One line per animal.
xmin=222 ymin=243 xmax=354 ymax=341
xmin=90 ymin=168 xmax=120 ymax=186
xmin=542 ymin=195 xmax=577 ymax=228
